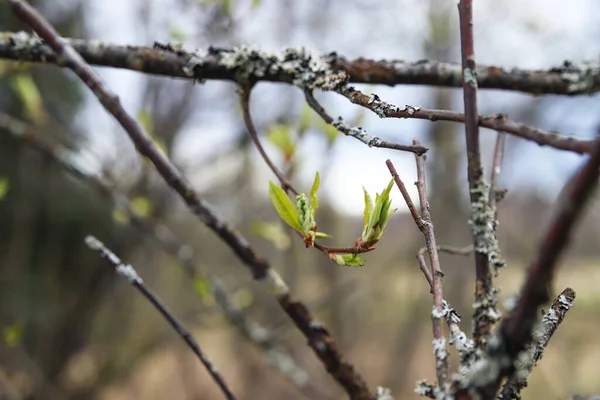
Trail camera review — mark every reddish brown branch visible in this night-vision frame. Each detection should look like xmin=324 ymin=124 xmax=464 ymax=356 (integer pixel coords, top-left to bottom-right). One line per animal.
xmin=9 ymin=2 xmax=373 ymax=398
xmin=239 ymin=85 xmax=298 ymax=195
xmin=386 ymin=157 xmax=448 ymax=388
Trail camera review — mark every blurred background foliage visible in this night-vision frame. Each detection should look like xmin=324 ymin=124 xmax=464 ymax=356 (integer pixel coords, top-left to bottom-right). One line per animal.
xmin=1 ymin=0 xmax=600 ymax=399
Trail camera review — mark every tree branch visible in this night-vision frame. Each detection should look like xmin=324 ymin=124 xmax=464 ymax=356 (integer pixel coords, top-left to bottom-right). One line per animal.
xmin=84 ymin=235 xmax=237 ymax=400
xmin=2 ymin=31 xmax=600 ymax=95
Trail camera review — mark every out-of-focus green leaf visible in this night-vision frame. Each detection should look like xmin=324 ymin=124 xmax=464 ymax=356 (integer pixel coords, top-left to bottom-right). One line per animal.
xmin=10 ymin=74 xmax=46 ymax=123
xmin=167 ymin=24 xmax=188 ymax=42
xmin=234 ymin=288 xmax=254 ymax=309
xmin=137 ymin=109 xmax=154 ymax=137
xmin=130 ymin=196 xmax=153 ymax=218
xmin=251 ymin=221 xmax=291 ymax=250
xmin=309 ymin=171 xmax=320 ymax=216
xmin=316 ymin=118 xmax=339 ymax=143
xmin=0 ymin=177 xmax=9 ymax=201
xmin=221 ymin=0 xmax=232 ymax=17
xmin=112 ymin=208 xmax=129 ymax=225
xmin=251 ymin=0 xmax=263 ymax=7
xmin=299 ymin=104 xmax=313 ymax=133
xmin=266 ymin=123 xmax=296 ymax=161
xmin=269 ymin=181 xmax=302 ymax=231
xmin=3 ymin=322 xmax=23 ymax=347
xmin=193 ymin=276 xmax=214 ymax=306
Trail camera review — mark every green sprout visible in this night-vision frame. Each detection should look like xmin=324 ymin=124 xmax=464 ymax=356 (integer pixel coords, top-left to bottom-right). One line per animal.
xmin=359 ymin=178 xmax=397 ymax=249
xmin=268 ymin=172 xmax=330 ymax=247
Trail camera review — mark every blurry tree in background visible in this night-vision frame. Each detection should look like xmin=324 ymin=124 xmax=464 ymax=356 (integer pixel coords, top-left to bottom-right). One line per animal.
xmin=1 ymin=0 xmax=600 ymax=399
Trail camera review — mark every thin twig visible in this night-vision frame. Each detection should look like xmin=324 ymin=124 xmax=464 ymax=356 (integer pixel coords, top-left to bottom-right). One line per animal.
xmin=304 ymin=90 xmax=428 ymax=155
xmin=239 ymin=85 xmax=298 ymax=195
xmin=489 ymin=132 xmax=507 ymax=215
xmin=2 ymin=31 xmax=600 ymax=95
xmin=84 ymin=235 xmax=237 ymax=400
xmin=457 ymin=0 xmax=500 ymax=351
xmin=386 ymin=158 xmax=448 ymax=388
xmin=499 ymin=287 xmax=576 ymax=400
xmin=337 ymin=86 xmax=593 ymax=155
xmin=8 ymin=2 xmax=372 ymax=397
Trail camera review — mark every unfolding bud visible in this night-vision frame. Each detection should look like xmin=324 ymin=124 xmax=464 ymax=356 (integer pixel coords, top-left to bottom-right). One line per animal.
xmin=359 ymin=178 xmax=396 ymax=249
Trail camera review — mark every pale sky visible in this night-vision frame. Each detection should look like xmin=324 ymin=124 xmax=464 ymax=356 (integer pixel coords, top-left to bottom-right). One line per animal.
xmin=76 ymin=0 xmax=600 ymax=215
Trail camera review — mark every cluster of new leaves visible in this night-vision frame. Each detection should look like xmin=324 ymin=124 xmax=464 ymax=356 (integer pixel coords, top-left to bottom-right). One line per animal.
xmin=268 ymin=173 xmax=396 ymax=267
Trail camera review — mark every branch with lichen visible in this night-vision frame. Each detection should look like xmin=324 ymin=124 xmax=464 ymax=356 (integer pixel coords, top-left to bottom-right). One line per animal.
xmin=2 ymin=31 xmax=600 ymax=95
xmin=459 ymin=131 xmax=600 ymax=398
xmin=499 ymin=287 xmax=576 ymax=400
xmin=8 ymin=1 xmax=374 ymax=398
xmin=84 ymin=235 xmax=237 ymax=400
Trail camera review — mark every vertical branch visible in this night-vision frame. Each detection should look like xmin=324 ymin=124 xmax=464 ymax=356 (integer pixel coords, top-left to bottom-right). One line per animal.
xmin=458 ymin=0 xmax=500 ymax=349
xmin=386 ymin=158 xmax=448 ymax=388
xmin=84 ymin=236 xmax=237 ymax=400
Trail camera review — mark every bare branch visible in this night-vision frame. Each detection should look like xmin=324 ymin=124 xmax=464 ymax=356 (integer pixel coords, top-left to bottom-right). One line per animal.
xmin=239 ymin=85 xmax=298 ymax=195
xmin=8 ymin=2 xmax=373 ymax=397
xmin=304 ymin=90 xmax=428 ymax=155
xmin=84 ymin=235 xmax=237 ymax=400
xmin=386 ymin=158 xmax=448 ymax=388
xmin=499 ymin=287 xmax=576 ymax=400
xmin=337 ymin=86 xmax=593 ymax=155
xmin=2 ymin=31 xmax=600 ymax=95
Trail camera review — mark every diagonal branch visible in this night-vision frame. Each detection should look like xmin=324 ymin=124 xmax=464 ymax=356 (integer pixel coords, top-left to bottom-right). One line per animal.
xmin=8 ymin=1 xmax=373 ymax=398
xmin=84 ymin=236 xmax=237 ymax=400
xmin=2 ymin=31 xmax=600 ymax=95
xmin=337 ymin=86 xmax=593 ymax=155
xmin=304 ymin=90 xmax=428 ymax=155
xmin=499 ymin=287 xmax=576 ymax=400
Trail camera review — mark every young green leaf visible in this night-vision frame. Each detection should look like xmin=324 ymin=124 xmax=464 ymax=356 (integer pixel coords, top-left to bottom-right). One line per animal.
xmin=130 ymin=196 xmax=153 ymax=218
xmin=314 ymin=232 xmax=332 ymax=239
xmin=309 ymin=171 xmax=320 ymax=216
xmin=266 ymin=123 xmax=296 ymax=161
xmin=0 ymin=177 xmax=9 ymax=201
xmin=362 ymin=186 xmax=373 ymax=231
xmin=251 ymin=221 xmax=292 ymax=250
xmin=361 ymin=178 xmax=397 ymax=247
xmin=334 ymin=253 xmax=365 ymax=267
xmin=269 ymin=181 xmax=302 ymax=231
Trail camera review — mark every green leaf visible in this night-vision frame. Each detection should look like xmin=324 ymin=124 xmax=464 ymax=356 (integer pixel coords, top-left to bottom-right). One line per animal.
xmin=299 ymin=104 xmax=313 ymax=133
xmin=3 ymin=322 xmax=23 ymax=347
xmin=233 ymin=288 xmax=254 ymax=309
xmin=251 ymin=0 xmax=263 ymax=7
xmin=137 ymin=109 xmax=154 ymax=137
xmin=112 ymin=208 xmax=129 ymax=225
xmin=130 ymin=196 xmax=153 ymax=218
xmin=309 ymin=171 xmax=320 ymax=216
xmin=251 ymin=221 xmax=291 ymax=250
xmin=193 ymin=276 xmax=214 ymax=306
xmin=362 ymin=187 xmax=373 ymax=229
xmin=0 ymin=177 xmax=9 ymax=201
xmin=269 ymin=181 xmax=302 ymax=231
xmin=314 ymin=232 xmax=332 ymax=239
xmin=361 ymin=179 xmax=397 ymax=246
xmin=335 ymin=253 xmax=364 ymax=267
xmin=11 ymin=74 xmax=46 ymax=123
xmin=266 ymin=123 xmax=296 ymax=161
